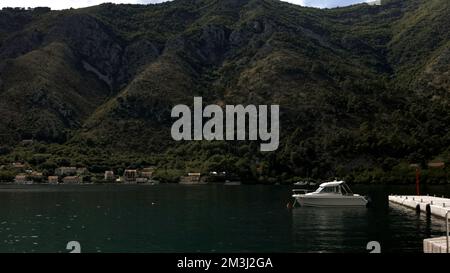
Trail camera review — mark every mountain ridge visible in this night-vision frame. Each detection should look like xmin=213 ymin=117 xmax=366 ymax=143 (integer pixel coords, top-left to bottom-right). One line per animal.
xmin=0 ymin=0 xmax=448 ymax=183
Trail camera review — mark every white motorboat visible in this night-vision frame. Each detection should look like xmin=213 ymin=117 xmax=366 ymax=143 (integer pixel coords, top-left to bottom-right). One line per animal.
xmin=292 ymin=180 xmax=368 ymax=207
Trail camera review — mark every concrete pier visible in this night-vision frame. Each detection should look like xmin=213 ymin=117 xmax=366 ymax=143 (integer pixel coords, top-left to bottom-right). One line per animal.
xmin=389 ymin=195 xmax=450 ymax=218
xmin=424 ymin=237 xmax=448 ymax=253
xmin=389 ymin=195 xmax=450 ymax=253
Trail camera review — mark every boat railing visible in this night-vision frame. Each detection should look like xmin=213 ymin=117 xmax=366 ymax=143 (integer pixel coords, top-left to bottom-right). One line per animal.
xmin=292 ymin=189 xmax=311 ymax=194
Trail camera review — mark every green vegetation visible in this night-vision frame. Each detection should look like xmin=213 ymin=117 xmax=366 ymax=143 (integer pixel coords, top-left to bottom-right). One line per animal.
xmin=0 ymin=0 xmax=449 ymax=184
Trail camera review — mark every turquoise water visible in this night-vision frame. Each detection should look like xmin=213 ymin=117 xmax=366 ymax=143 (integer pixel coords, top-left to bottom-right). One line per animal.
xmin=0 ymin=184 xmax=448 ymax=253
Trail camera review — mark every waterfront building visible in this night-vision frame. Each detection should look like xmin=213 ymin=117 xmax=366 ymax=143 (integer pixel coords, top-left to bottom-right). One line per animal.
xmin=123 ymin=170 xmax=138 ymax=183
xmin=180 ymin=173 xmax=202 ymax=184
xmin=427 ymin=162 xmax=445 ymax=168
xmin=48 ymin=176 xmax=59 ymax=184
xmin=14 ymin=174 xmax=32 ymax=184
xmin=62 ymin=176 xmax=82 ymax=184
xmin=105 ymin=171 xmax=115 ymax=181
xmin=141 ymin=171 xmax=154 ymax=179
xmin=30 ymin=172 xmax=44 ymax=183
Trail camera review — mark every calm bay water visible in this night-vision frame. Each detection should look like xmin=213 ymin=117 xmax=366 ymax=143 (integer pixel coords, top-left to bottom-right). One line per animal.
xmin=0 ymin=184 xmax=448 ymax=253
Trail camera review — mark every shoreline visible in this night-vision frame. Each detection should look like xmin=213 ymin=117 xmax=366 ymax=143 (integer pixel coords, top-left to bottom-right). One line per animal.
xmin=0 ymin=182 xmax=449 ymax=186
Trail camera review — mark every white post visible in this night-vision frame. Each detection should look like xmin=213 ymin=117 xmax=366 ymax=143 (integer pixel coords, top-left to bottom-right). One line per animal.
xmin=446 ymin=210 xmax=449 ymax=254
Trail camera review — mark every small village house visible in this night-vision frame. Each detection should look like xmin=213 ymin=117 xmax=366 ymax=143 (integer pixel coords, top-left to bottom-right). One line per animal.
xmin=123 ymin=170 xmax=137 ymax=183
xmin=30 ymin=171 xmax=44 ymax=183
xmin=141 ymin=171 xmax=154 ymax=179
xmin=12 ymin=162 xmax=26 ymax=170
xmin=180 ymin=173 xmax=202 ymax=184
xmin=104 ymin=171 xmax=115 ymax=181
xmin=428 ymin=162 xmax=445 ymax=168
xmin=48 ymin=176 xmax=59 ymax=184
xmin=15 ymin=174 xmax=31 ymax=184
xmin=62 ymin=176 xmax=82 ymax=184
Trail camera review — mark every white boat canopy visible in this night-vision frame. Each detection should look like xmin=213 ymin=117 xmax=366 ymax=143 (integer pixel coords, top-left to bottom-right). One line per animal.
xmin=319 ymin=180 xmax=345 ymax=188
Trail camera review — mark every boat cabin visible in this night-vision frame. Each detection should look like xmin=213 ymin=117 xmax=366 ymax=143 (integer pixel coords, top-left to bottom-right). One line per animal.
xmin=312 ymin=181 xmax=354 ymax=195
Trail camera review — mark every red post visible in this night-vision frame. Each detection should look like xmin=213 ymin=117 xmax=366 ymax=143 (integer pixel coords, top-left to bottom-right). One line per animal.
xmin=415 ymin=167 xmax=420 ymax=196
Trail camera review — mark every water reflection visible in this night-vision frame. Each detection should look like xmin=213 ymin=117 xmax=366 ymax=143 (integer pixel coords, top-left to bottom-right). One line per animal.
xmin=291 ymin=207 xmax=369 ymax=253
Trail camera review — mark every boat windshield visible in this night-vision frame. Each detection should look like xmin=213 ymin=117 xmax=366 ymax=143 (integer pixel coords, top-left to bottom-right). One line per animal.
xmin=342 ymin=183 xmax=353 ymax=194
xmin=315 ymin=186 xmax=341 ymax=194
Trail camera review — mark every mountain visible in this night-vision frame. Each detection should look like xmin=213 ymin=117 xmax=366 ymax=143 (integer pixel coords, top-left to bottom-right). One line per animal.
xmin=0 ymin=0 xmax=448 ymax=183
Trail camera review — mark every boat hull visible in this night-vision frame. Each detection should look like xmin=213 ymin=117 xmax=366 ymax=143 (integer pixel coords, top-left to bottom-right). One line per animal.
xmin=293 ymin=195 xmax=368 ymax=207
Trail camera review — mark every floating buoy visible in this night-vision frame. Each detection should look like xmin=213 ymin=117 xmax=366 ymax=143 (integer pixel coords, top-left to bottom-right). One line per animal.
xmin=286 ymin=202 xmax=293 ymax=209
